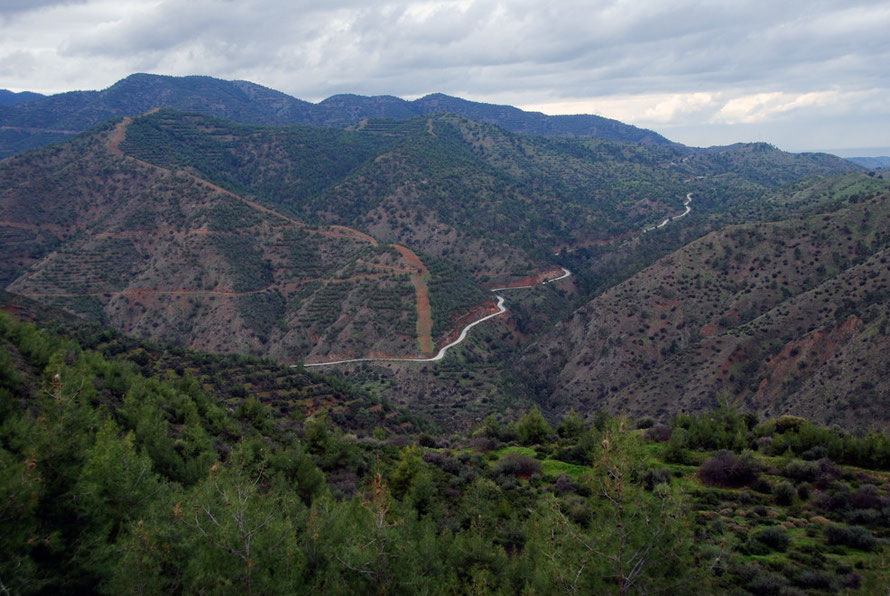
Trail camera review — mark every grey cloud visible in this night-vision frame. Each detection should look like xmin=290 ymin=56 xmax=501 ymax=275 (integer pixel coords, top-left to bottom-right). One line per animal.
xmin=2 ymin=0 xmax=889 ymax=151
xmin=48 ymin=0 xmax=890 ymax=100
xmin=0 ymin=0 xmax=87 ymax=16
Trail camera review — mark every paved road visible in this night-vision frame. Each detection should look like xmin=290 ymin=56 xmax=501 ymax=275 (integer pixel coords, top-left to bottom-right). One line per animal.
xmin=643 ymin=193 xmax=693 ymax=233
xmin=300 ymin=268 xmax=572 ymax=368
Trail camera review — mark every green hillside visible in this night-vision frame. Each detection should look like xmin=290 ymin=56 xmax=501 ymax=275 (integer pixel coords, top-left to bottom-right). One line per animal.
xmin=1 ymin=307 xmax=889 ymax=593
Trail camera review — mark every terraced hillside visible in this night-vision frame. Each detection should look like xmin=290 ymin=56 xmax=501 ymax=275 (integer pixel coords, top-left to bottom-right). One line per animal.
xmin=0 ymin=107 xmax=869 ymax=429
xmin=0 ymin=118 xmax=448 ymax=362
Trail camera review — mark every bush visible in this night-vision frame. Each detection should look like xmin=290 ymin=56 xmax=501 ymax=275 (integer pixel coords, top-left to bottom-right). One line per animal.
xmin=516 ymin=407 xmax=553 ymax=446
xmin=554 ymin=474 xmax=576 ymax=494
xmin=751 ymin=477 xmax=772 ymax=495
xmin=642 ymin=468 xmax=671 ymax=491
xmin=467 ymin=436 xmax=499 ymax=453
xmin=494 ymin=453 xmax=541 ymax=478
xmin=557 ymin=410 xmax=586 ymax=438
xmin=783 ymin=459 xmax=819 ymax=482
xmin=824 ymin=524 xmax=877 ymax=551
xmin=645 ymin=424 xmax=672 ymax=442
xmin=753 ymin=526 xmax=790 ymax=552
xmin=850 ymin=484 xmax=882 ymax=510
xmin=699 ymin=450 xmax=760 ymax=488
xmin=422 ymin=450 xmax=462 ymax=475
xmin=663 ymin=427 xmax=690 ymax=464
xmin=746 ymin=570 xmax=787 ymax=595
xmin=816 ymin=458 xmax=842 ymax=487
xmin=815 ymin=488 xmax=851 ymax=513
xmin=774 ymin=480 xmax=796 ymax=506
xmin=794 ymin=570 xmax=837 ymax=590
xmin=635 ymin=416 xmax=655 ymax=430
xmin=845 ymin=508 xmax=880 ymax=526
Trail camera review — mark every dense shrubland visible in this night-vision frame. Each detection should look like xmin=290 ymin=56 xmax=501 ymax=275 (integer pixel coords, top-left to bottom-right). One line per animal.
xmin=2 ymin=311 xmax=888 ymax=593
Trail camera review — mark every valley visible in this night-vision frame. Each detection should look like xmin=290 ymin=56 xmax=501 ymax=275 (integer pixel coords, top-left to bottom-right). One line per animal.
xmin=0 ymin=74 xmax=885 ymax=435
xmin=2 ymin=73 xmax=890 ymax=595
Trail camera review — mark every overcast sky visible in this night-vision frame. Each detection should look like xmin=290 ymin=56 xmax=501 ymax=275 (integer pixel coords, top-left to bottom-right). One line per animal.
xmin=2 ymin=0 xmax=888 ymax=154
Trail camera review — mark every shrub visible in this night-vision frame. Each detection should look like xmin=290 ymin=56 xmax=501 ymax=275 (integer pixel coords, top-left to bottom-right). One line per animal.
xmin=557 ymin=410 xmax=586 ymax=438
xmin=467 ymin=436 xmax=499 ymax=453
xmin=494 ymin=453 xmax=541 ymax=478
xmin=794 ymin=570 xmax=837 ymax=590
xmin=642 ymin=468 xmax=672 ymax=491
xmin=746 ymin=570 xmax=787 ymax=595
xmin=774 ymin=480 xmax=796 ymax=506
xmin=797 ymin=482 xmax=811 ymax=501
xmin=422 ymin=450 xmax=462 ymax=475
xmin=816 ymin=458 xmax=842 ymax=487
xmin=699 ymin=450 xmax=760 ymax=488
xmin=850 ymin=484 xmax=882 ymax=510
xmin=754 ymin=526 xmax=790 ymax=552
xmin=635 ymin=416 xmax=655 ymax=429
xmin=663 ymin=427 xmax=690 ymax=464
xmin=815 ymin=488 xmax=851 ymax=513
xmin=416 ymin=433 xmax=437 ymax=448
xmin=824 ymin=524 xmax=877 ymax=551
xmin=752 ymin=477 xmax=772 ymax=494
xmin=845 ymin=508 xmax=880 ymax=526
xmin=645 ymin=424 xmax=672 ymax=442
xmin=783 ymin=459 xmax=819 ymax=482
xmin=516 ymin=407 xmax=553 ymax=446
xmin=554 ymin=474 xmax=576 ymax=494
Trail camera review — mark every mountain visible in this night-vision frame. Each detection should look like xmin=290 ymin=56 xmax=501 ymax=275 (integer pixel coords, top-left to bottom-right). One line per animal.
xmin=0 ymin=89 xmax=44 ymax=106
xmin=848 ymin=156 xmax=890 ymax=170
xmin=0 ymin=73 xmax=679 ymax=159
xmin=0 ymin=104 xmax=862 ymax=428
xmin=519 ymin=173 xmax=890 ymax=428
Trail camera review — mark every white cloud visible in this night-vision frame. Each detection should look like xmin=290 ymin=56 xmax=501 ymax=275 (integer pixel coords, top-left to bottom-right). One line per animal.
xmin=521 ymin=92 xmax=718 ymax=124
xmin=712 ymin=90 xmax=874 ymax=125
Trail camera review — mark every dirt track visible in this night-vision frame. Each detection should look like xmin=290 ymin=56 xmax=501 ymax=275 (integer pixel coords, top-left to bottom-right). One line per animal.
xmin=391 ymin=245 xmax=434 ymax=354
xmin=103 ymin=116 xmax=438 ymax=353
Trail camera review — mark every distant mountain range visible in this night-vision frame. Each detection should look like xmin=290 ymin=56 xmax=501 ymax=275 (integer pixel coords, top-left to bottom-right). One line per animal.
xmin=0 ymin=73 xmax=680 ymax=159
xmin=847 ymin=156 xmax=890 ymax=170
xmin=0 ymin=89 xmax=44 ymax=106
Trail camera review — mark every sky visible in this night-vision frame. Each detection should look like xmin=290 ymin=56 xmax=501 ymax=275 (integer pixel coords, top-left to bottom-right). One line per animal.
xmin=1 ymin=0 xmax=888 ymax=154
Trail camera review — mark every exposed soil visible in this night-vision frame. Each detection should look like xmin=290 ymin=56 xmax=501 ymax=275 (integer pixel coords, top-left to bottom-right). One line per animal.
xmin=391 ymin=244 xmax=433 ymax=354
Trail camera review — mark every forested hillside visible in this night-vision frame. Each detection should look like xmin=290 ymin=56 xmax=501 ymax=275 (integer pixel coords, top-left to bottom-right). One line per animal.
xmin=0 ymin=103 xmax=872 ymax=431
xmin=2 ymin=308 xmax=889 ymax=594
xmin=0 ymin=73 xmax=678 ymax=159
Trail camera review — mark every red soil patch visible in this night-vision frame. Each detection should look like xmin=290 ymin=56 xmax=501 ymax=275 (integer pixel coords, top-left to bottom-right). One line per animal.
xmin=391 ymin=244 xmax=433 ymax=354
xmin=754 ymin=316 xmax=862 ymax=404
xmin=436 ymin=298 xmax=500 ymax=347
xmin=482 ymin=267 xmax=565 ymax=290
xmin=700 ymin=324 xmax=718 ymax=337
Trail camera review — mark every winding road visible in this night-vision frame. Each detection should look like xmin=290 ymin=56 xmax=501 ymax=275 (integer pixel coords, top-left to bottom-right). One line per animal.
xmin=643 ymin=193 xmax=693 ymax=233
xmin=300 ymin=267 xmax=572 ymax=367
xmin=299 ymin=187 xmax=693 ymax=368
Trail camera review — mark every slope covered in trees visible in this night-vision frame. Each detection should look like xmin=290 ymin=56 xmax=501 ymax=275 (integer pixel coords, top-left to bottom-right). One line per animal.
xmin=0 ymin=73 xmax=679 ymax=159
xmin=2 ymin=309 xmax=889 ymax=594
xmin=0 ymin=105 xmax=871 ymax=429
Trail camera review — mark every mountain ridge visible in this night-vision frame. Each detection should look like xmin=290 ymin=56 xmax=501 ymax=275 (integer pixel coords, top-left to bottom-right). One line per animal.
xmin=1 ymin=73 xmax=681 ymax=159
xmin=0 ymin=89 xmax=45 ymax=106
